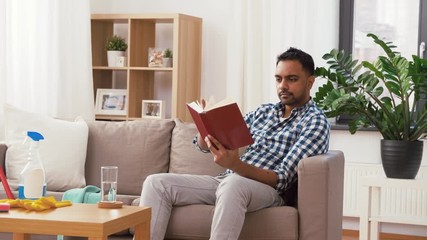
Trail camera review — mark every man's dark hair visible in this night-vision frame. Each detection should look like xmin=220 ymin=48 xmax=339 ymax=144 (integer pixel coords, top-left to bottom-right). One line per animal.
xmin=276 ymin=47 xmax=314 ymax=76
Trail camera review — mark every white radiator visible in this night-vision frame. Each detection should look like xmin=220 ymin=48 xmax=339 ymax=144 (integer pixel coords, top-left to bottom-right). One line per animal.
xmin=343 ymin=163 xmax=427 ymax=218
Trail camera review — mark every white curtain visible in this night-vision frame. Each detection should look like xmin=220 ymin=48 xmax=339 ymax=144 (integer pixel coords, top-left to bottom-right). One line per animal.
xmin=226 ymin=0 xmax=340 ymax=113
xmin=0 ymin=0 xmax=94 ymax=141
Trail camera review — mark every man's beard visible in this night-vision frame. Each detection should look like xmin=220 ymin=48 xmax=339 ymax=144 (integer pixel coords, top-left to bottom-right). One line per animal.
xmin=278 ymin=91 xmax=295 ymax=105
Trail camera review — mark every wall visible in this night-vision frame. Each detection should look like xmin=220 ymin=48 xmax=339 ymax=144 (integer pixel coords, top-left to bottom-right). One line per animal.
xmin=90 ymin=0 xmax=427 ymax=236
xmin=330 ymin=130 xmax=427 ymax=166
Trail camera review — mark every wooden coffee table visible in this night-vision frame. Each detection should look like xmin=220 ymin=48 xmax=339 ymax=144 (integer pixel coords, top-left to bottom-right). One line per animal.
xmin=0 ymin=203 xmax=151 ymax=240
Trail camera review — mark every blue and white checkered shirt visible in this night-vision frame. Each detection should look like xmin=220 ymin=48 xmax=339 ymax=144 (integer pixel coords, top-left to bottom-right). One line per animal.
xmin=195 ymin=99 xmax=330 ymax=195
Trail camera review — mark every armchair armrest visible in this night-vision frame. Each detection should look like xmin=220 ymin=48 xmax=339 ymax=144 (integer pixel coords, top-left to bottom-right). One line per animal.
xmin=297 ymin=150 xmax=344 ymax=240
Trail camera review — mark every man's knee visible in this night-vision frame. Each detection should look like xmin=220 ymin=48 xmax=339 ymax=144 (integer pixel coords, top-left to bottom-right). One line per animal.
xmin=216 ymin=174 xmax=252 ymax=199
xmin=143 ymin=173 xmax=170 ymax=192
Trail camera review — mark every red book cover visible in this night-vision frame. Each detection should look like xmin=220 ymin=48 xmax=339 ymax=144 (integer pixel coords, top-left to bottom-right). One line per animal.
xmin=0 ymin=166 xmax=15 ymax=199
xmin=187 ymin=99 xmax=254 ymax=150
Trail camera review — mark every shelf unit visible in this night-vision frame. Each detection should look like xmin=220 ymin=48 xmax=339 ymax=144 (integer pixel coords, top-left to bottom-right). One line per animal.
xmin=91 ymin=13 xmax=202 ymax=122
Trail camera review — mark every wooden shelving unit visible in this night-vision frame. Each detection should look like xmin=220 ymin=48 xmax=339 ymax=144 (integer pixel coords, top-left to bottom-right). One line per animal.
xmin=91 ymin=13 xmax=202 ymax=122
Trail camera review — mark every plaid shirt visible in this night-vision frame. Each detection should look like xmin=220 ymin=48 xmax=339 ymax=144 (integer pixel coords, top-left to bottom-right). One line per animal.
xmin=194 ymin=99 xmax=330 ymax=195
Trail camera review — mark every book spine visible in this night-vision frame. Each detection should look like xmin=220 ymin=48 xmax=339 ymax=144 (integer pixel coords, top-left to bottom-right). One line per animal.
xmin=0 ymin=167 xmax=15 ymax=199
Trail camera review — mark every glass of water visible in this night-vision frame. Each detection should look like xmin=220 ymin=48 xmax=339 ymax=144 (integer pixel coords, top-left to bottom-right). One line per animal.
xmin=101 ymin=166 xmax=118 ymax=202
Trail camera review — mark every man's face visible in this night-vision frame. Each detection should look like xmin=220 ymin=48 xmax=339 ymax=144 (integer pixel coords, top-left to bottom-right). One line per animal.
xmin=275 ymin=60 xmax=314 ymax=109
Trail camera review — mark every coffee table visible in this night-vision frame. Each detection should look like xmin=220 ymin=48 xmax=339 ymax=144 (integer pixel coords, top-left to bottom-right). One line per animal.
xmin=0 ymin=203 xmax=151 ymax=240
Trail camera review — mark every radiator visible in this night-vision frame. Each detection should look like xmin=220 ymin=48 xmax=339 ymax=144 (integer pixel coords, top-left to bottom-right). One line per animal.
xmin=343 ymin=163 xmax=427 ymax=218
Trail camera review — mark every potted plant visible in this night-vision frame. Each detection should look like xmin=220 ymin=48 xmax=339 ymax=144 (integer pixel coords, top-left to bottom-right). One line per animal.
xmin=162 ymin=48 xmax=173 ymax=67
xmin=105 ymin=35 xmax=128 ymax=67
xmin=314 ymin=33 xmax=427 ymax=179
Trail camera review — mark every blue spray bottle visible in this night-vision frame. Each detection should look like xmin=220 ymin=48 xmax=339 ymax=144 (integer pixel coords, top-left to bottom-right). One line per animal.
xmin=18 ymin=131 xmax=47 ymax=199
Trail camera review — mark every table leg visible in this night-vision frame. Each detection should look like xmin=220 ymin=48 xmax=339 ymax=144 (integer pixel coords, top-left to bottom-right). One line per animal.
xmin=370 ymin=187 xmax=380 ymax=240
xmin=370 ymin=220 xmax=380 ymax=240
xmin=359 ymin=185 xmax=371 ymax=240
xmin=12 ymin=233 xmax=30 ymax=240
xmin=134 ymin=220 xmax=150 ymax=240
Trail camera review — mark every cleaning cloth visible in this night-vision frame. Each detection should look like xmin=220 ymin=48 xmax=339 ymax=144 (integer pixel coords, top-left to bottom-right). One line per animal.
xmin=62 ymin=185 xmax=101 ymax=203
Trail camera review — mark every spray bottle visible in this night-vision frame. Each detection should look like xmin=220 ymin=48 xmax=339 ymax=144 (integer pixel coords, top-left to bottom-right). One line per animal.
xmin=18 ymin=131 xmax=47 ymax=199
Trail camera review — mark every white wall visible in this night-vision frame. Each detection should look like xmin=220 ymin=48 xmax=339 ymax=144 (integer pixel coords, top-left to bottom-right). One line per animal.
xmin=330 ymin=130 xmax=427 ymax=166
xmin=90 ymin=0 xmax=427 ymax=236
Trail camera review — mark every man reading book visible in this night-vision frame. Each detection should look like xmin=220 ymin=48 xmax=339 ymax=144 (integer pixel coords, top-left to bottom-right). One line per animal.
xmin=140 ymin=47 xmax=330 ymax=240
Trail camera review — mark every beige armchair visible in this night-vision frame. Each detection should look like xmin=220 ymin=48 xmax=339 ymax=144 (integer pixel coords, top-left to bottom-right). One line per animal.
xmin=165 ymin=150 xmax=345 ymax=240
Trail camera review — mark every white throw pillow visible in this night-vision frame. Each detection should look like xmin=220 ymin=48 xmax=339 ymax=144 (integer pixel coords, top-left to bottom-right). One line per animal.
xmin=4 ymin=104 xmax=88 ymax=191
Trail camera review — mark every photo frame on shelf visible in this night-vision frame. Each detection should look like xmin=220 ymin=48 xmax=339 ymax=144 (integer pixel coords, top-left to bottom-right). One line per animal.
xmin=148 ymin=47 xmax=164 ymax=67
xmin=142 ymin=100 xmax=165 ymax=119
xmin=95 ymin=89 xmax=127 ymax=116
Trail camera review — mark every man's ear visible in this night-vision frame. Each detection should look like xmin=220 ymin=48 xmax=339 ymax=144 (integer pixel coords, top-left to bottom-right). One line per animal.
xmin=307 ymin=75 xmax=315 ymax=89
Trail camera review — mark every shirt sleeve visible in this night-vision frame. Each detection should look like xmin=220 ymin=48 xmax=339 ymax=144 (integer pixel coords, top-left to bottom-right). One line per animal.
xmin=273 ymin=113 xmax=330 ymax=192
xmin=192 ymin=135 xmax=211 ymax=153
xmin=243 ymin=105 xmax=259 ymax=127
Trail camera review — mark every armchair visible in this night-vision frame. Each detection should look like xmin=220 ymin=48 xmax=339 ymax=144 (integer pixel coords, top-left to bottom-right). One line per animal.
xmin=165 ymin=150 xmax=345 ymax=240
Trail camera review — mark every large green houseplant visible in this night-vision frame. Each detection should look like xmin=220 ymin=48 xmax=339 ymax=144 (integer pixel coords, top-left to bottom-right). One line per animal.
xmin=314 ymin=33 xmax=427 ymax=179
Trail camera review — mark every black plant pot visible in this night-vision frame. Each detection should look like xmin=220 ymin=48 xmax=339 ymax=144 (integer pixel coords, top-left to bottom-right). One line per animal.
xmin=381 ymin=140 xmax=424 ymax=179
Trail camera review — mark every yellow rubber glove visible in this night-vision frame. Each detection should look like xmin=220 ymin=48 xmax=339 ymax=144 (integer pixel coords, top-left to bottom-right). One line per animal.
xmin=39 ymin=196 xmax=72 ymax=208
xmin=0 ymin=197 xmax=72 ymax=211
xmin=16 ymin=199 xmax=33 ymax=208
xmin=23 ymin=200 xmax=50 ymax=211
xmin=39 ymin=196 xmax=58 ymax=207
xmin=55 ymin=201 xmax=72 ymax=208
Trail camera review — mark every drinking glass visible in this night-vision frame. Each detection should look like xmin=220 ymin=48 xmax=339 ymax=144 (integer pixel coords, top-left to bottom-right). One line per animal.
xmin=101 ymin=166 xmax=118 ymax=202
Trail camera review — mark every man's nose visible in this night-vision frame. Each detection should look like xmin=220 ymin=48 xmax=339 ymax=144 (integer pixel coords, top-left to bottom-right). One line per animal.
xmin=279 ymin=80 xmax=289 ymax=89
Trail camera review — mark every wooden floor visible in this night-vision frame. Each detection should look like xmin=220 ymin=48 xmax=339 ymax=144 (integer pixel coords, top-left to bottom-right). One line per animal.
xmin=342 ymin=230 xmax=427 ymax=240
xmin=343 ymin=236 xmax=358 ymax=240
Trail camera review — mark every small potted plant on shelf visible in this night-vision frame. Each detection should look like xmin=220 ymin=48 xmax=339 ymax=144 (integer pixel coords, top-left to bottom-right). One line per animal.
xmin=314 ymin=33 xmax=427 ymax=179
xmin=105 ymin=35 xmax=128 ymax=67
xmin=162 ymin=48 xmax=173 ymax=67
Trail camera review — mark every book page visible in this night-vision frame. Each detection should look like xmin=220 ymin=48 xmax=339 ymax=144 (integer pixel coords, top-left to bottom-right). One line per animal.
xmin=202 ymin=96 xmax=215 ymax=111
xmin=188 ymin=96 xmax=235 ymax=112
xmin=187 ymin=101 xmax=204 ymax=113
xmin=204 ymin=97 xmax=234 ymax=111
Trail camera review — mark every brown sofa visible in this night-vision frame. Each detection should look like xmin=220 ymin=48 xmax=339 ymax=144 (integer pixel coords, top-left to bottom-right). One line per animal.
xmin=0 ymin=118 xmax=345 ymax=240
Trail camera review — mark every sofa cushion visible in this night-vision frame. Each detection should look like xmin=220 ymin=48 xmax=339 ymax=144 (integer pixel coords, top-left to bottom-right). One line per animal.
xmin=84 ymin=119 xmax=175 ymax=196
xmin=4 ymin=104 xmax=88 ymax=191
xmin=169 ymin=119 xmax=226 ymax=176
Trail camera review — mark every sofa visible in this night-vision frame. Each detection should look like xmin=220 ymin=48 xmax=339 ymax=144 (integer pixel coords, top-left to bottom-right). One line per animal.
xmin=0 ymin=118 xmax=345 ymax=240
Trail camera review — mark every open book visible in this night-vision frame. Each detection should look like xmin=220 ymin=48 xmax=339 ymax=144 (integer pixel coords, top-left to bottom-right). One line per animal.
xmin=186 ymin=97 xmax=254 ymax=150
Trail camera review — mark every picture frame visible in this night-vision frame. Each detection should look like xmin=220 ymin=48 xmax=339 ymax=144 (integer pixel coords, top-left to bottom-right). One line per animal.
xmin=148 ymin=47 xmax=164 ymax=67
xmin=142 ymin=100 xmax=165 ymax=119
xmin=95 ymin=89 xmax=127 ymax=116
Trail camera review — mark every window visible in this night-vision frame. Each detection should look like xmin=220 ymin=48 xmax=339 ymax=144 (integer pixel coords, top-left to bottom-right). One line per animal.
xmin=337 ymin=0 xmax=427 ymax=125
